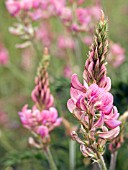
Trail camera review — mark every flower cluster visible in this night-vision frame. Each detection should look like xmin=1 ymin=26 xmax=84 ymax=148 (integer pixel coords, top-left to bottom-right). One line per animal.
xmin=6 ymin=0 xmax=125 ymax=69
xmin=6 ymin=0 xmax=42 ymax=17
xmin=68 ymin=74 xmax=121 ymax=139
xmin=67 ymin=12 xmax=121 ymax=161
xmin=19 ymin=105 xmax=61 ymax=140
xmin=19 ymin=49 xmax=62 ymax=145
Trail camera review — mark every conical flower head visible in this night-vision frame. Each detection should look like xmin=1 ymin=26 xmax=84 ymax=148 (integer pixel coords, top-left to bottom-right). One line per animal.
xmin=31 ymin=48 xmax=54 ymax=110
xmin=83 ymin=11 xmax=110 ymax=91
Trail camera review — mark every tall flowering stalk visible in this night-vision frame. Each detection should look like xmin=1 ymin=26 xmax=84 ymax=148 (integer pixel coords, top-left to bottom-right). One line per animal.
xmin=19 ymin=48 xmax=61 ymax=170
xmin=67 ymin=12 xmax=121 ymax=170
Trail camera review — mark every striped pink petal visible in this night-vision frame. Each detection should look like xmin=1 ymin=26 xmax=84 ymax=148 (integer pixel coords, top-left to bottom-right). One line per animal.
xmin=105 ymin=119 xmax=121 ymax=129
xmin=98 ymin=126 xmax=120 ymax=140
xmin=71 ymin=74 xmax=86 ymax=92
xmin=67 ymin=99 xmax=76 ymax=113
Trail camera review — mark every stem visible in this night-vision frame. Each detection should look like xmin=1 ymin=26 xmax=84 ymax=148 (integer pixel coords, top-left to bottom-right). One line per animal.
xmin=44 ymin=147 xmax=58 ymax=170
xmin=69 ymin=140 xmax=76 ymax=170
xmin=98 ymin=154 xmax=107 ymax=170
xmin=109 ymin=151 xmax=118 ymax=170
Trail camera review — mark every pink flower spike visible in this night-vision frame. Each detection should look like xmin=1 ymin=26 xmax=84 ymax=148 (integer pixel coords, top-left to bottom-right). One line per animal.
xmin=71 ymin=74 xmax=86 ymax=92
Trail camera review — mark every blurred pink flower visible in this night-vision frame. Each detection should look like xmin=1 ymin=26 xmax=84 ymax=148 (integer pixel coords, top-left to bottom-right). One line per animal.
xmin=19 ymin=105 xmax=62 ymax=139
xmin=88 ymin=6 xmax=101 ymax=20
xmin=60 ymin=7 xmax=72 ymax=24
xmin=69 ymin=0 xmax=84 ymax=5
xmin=36 ymin=23 xmax=52 ymax=47
xmin=76 ymin=8 xmax=91 ymax=28
xmin=83 ymin=36 xmax=93 ymax=46
xmin=6 ymin=0 xmax=21 ymax=16
xmin=108 ymin=43 xmax=125 ymax=68
xmin=63 ymin=65 xmax=73 ymax=79
xmin=49 ymin=0 xmax=66 ymax=15
xmin=58 ymin=36 xmax=75 ymax=49
xmin=36 ymin=125 xmax=49 ymax=138
xmin=20 ymin=0 xmax=41 ymax=10
xmin=6 ymin=0 xmax=42 ymax=16
xmin=0 ymin=44 xmax=9 ymax=65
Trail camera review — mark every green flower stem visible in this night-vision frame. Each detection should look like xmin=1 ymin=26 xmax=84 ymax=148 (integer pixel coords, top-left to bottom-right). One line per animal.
xmin=98 ymin=154 xmax=107 ymax=170
xmin=109 ymin=151 xmax=117 ymax=170
xmin=44 ymin=147 xmax=58 ymax=170
xmin=69 ymin=140 xmax=76 ymax=170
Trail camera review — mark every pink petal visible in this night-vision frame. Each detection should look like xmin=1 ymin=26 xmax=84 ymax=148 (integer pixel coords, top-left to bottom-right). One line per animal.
xmin=36 ymin=125 xmax=49 ymax=138
xmin=76 ymin=95 xmax=86 ymax=110
xmin=105 ymin=119 xmax=121 ymax=129
xmin=88 ymin=62 xmax=94 ymax=77
xmin=104 ymin=77 xmax=111 ymax=91
xmin=71 ymin=74 xmax=86 ymax=92
xmin=67 ymin=99 xmax=76 ymax=113
xmin=22 ymin=104 xmax=28 ymax=112
xmin=93 ymin=113 xmax=104 ymax=128
xmin=49 ymin=107 xmax=58 ymax=121
xmin=105 ymin=106 xmax=119 ymax=120
xmin=70 ymin=87 xmax=83 ymax=101
xmin=98 ymin=126 xmax=120 ymax=140
xmin=54 ymin=118 xmax=62 ymax=127
xmin=46 ymin=95 xmax=54 ymax=109
xmin=31 ymin=89 xmax=38 ymax=102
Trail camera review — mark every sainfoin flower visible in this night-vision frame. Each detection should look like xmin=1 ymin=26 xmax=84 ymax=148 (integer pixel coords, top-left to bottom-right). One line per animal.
xmin=67 ymin=12 xmax=121 ymax=161
xmin=19 ymin=105 xmax=61 ymax=139
xmin=19 ymin=49 xmax=62 ymax=144
xmin=67 ymin=74 xmax=121 ymax=140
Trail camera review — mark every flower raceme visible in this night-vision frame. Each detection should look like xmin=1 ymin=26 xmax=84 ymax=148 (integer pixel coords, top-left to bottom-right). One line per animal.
xmin=19 ymin=49 xmax=62 ymax=144
xmin=19 ymin=105 xmax=61 ymax=139
xmin=67 ymin=74 xmax=121 ymax=140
